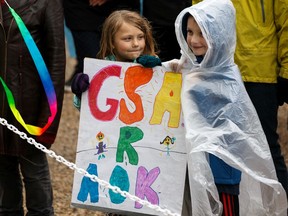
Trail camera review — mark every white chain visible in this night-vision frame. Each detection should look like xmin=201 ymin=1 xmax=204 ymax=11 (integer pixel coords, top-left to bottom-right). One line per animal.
xmin=0 ymin=117 xmax=180 ymax=216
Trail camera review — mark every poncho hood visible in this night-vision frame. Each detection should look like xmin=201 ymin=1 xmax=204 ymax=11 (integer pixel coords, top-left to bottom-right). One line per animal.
xmin=176 ymin=0 xmax=236 ymax=69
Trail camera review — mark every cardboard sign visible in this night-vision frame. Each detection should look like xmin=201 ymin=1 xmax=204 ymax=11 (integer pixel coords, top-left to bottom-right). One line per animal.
xmin=71 ymin=58 xmax=187 ymax=215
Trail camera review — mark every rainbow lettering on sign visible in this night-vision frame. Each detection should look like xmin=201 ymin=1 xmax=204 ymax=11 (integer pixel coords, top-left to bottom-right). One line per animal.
xmin=76 ymin=64 xmax=183 ymax=209
xmin=88 ymin=65 xmax=182 ymax=127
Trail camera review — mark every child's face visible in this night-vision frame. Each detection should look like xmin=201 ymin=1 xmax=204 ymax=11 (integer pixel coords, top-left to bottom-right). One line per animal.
xmin=186 ymin=16 xmax=208 ymax=56
xmin=113 ymin=22 xmax=145 ymax=62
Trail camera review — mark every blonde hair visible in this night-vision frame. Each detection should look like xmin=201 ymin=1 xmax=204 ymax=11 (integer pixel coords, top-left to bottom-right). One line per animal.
xmin=97 ymin=10 xmax=157 ymax=59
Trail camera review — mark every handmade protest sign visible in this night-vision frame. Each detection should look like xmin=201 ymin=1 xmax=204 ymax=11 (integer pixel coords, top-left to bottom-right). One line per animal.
xmin=71 ymin=58 xmax=187 ymax=215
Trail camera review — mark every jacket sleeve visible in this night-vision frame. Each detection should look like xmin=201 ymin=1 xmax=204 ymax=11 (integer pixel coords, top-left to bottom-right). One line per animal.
xmin=192 ymin=0 xmax=202 ymax=5
xmin=275 ymin=0 xmax=288 ymax=79
xmin=37 ymin=0 xmax=66 ymax=145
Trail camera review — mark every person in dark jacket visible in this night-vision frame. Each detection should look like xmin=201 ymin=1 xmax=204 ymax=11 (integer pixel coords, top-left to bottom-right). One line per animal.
xmin=0 ymin=0 xmax=65 ymax=215
xmin=142 ymin=0 xmax=191 ymax=61
xmin=63 ymin=0 xmax=139 ymax=87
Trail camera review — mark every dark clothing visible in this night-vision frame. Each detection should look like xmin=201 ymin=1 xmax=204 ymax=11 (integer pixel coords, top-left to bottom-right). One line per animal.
xmin=152 ymin=25 xmax=182 ymax=61
xmin=0 ymin=1 xmax=65 ymax=215
xmin=70 ymin=31 xmax=101 ymax=77
xmin=142 ymin=0 xmax=190 ymax=26
xmin=244 ymin=82 xmax=288 ymax=196
xmin=0 ymin=151 xmax=54 ymax=216
xmin=63 ymin=0 xmax=139 ymax=31
xmin=64 ymin=0 xmax=113 ymax=31
xmin=209 ymin=154 xmax=241 ymax=194
xmin=220 ymin=193 xmax=239 ymax=216
xmin=143 ymin=0 xmax=191 ymax=61
xmin=0 ymin=0 xmax=66 ymax=155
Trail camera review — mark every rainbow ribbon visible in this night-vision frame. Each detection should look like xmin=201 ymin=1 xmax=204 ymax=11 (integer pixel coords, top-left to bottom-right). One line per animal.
xmin=0 ymin=1 xmax=57 ymax=135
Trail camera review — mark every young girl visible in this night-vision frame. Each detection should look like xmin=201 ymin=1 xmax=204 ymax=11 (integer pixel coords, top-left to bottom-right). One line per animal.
xmin=166 ymin=0 xmax=287 ymax=215
xmin=97 ymin=10 xmax=157 ymax=61
xmin=71 ymin=10 xmax=161 ymax=105
xmin=72 ymin=10 xmax=161 ymax=216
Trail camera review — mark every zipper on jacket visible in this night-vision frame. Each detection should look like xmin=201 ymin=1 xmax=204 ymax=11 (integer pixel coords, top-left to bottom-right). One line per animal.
xmin=260 ymin=0 xmax=266 ymax=23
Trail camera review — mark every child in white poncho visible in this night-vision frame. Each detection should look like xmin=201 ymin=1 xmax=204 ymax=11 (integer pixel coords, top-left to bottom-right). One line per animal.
xmin=164 ymin=0 xmax=288 ymax=215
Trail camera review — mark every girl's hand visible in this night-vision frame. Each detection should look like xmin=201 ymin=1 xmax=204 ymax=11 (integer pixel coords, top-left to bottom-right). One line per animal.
xmin=136 ymin=55 xmax=162 ymax=68
xmin=71 ymin=73 xmax=90 ymax=99
xmin=170 ymin=59 xmax=181 ymax=72
xmin=163 ymin=59 xmax=183 ymax=73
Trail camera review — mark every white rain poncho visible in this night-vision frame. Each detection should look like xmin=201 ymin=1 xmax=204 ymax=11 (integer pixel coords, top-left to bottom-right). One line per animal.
xmin=165 ymin=0 xmax=287 ymax=215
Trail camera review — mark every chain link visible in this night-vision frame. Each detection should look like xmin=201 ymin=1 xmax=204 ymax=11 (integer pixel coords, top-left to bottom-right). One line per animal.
xmin=0 ymin=117 xmax=180 ymax=216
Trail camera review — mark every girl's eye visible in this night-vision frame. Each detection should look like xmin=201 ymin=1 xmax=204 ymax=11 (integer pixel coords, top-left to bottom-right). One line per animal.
xmin=187 ymin=30 xmax=193 ymax=35
xmin=138 ymin=35 xmax=145 ymax=40
xmin=122 ymin=37 xmax=131 ymax=41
